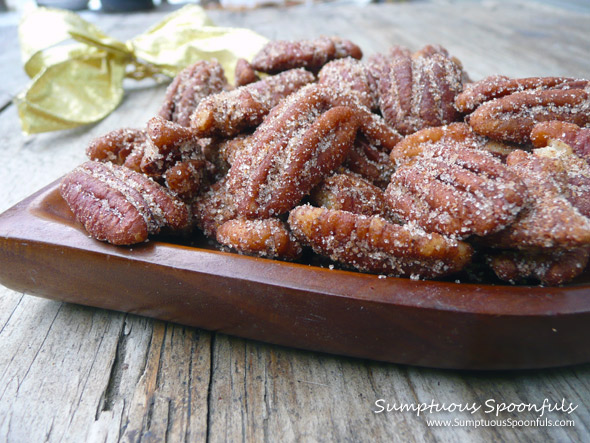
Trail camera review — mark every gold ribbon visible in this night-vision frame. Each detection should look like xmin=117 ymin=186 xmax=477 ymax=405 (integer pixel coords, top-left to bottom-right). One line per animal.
xmin=16 ymin=5 xmax=268 ymax=134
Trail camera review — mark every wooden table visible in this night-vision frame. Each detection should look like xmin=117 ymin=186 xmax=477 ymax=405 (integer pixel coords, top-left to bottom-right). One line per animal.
xmin=1 ymin=1 xmax=590 ymax=441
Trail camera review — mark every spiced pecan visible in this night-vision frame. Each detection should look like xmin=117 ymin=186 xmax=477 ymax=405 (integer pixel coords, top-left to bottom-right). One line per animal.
xmin=86 ymin=127 xmax=148 ymax=173
xmin=318 ymin=57 xmax=379 ymax=110
xmin=192 ymin=176 xmax=238 ymax=237
xmin=345 ymin=134 xmax=395 ymax=188
xmin=487 ymin=150 xmax=590 ymax=249
xmin=217 ymin=133 xmax=255 ymax=167
xmin=533 ymin=141 xmax=590 ymax=218
xmin=323 ymin=88 xmax=402 ymax=151
xmin=377 ymin=44 xmax=465 ymax=135
xmin=226 ymin=84 xmax=359 ymax=219
xmin=531 ymin=121 xmax=590 ymax=159
xmin=487 ymin=248 xmax=590 ymax=286
xmin=390 ymin=122 xmax=515 ymax=167
xmin=288 ymin=205 xmax=473 ymax=279
xmin=454 ymin=75 xmax=588 ymax=114
xmin=366 ymin=46 xmax=411 ymax=88
xmin=250 ymin=36 xmax=362 ymax=74
xmin=386 ymin=142 xmax=527 ymax=238
xmin=140 ymin=116 xmax=205 ymax=177
xmin=216 ymin=218 xmax=302 ymax=260
xmin=468 ymin=87 xmax=590 ymax=144
xmin=190 ymin=68 xmax=315 ymax=138
xmin=310 ymin=172 xmax=389 ymax=217
xmin=390 ymin=123 xmax=482 ymax=165
xmin=60 ymin=161 xmax=190 ymax=245
xmin=163 ymin=159 xmax=208 ymax=201
xmin=234 ymin=58 xmax=259 ymax=87
xmin=158 ymin=60 xmax=229 ymax=127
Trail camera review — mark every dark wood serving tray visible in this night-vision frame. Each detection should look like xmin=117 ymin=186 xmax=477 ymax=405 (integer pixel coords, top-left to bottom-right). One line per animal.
xmin=1 ymin=180 xmax=590 ymax=370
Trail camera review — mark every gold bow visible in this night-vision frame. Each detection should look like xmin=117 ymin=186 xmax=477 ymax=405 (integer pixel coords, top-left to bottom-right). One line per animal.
xmin=16 ymin=5 xmax=268 ymax=134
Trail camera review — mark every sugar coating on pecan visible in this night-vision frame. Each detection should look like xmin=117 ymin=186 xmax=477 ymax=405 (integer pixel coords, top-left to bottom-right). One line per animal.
xmin=391 ymin=122 xmax=486 ymax=165
xmin=192 ymin=176 xmax=238 ymax=237
xmin=227 ymin=84 xmax=359 ymax=219
xmin=323 ymin=88 xmax=402 ymax=151
xmin=216 ymin=218 xmax=302 ymax=260
xmin=158 ymin=60 xmax=229 ymax=127
xmin=454 ymin=75 xmax=588 ymax=114
xmin=487 ymin=150 xmax=590 ymax=249
xmin=191 ymin=68 xmax=315 ymax=138
xmin=366 ymin=46 xmax=411 ymax=87
xmin=140 ymin=116 xmax=205 ymax=177
xmin=533 ymin=141 xmax=590 ymax=218
xmin=217 ymin=133 xmax=255 ymax=167
xmin=251 ymin=36 xmax=362 ymax=74
xmin=487 ymin=248 xmax=590 ymax=286
xmin=234 ymin=58 xmax=260 ymax=87
xmin=345 ymin=134 xmax=395 ymax=188
xmin=468 ymin=87 xmax=590 ymax=144
xmin=531 ymin=121 xmax=590 ymax=159
xmin=86 ymin=127 xmax=148 ymax=173
xmin=386 ymin=142 xmax=527 ymax=239
xmin=60 ymin=161 xmax=190 ymax=245
xmin=310 ymin=172 xmax=389 ymax=217
xmin=318 ymin=57 xmax=379 ymax=110
xmin=164 ymin=159 xmax=209 ymax=201
xmin=288 ymin=205 xmax=473 ymax=279
xmin=377 ymin=44 xmax=465 ymax=135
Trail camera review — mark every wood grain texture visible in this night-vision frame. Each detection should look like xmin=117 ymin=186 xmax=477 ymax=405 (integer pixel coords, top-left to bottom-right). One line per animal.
xmin=1 ymin=2 xmax=590 ymax=441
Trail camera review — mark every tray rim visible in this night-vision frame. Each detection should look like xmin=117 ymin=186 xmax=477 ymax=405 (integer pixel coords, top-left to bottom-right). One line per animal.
xmin=0 ymin=179 xmax=589 ymax=317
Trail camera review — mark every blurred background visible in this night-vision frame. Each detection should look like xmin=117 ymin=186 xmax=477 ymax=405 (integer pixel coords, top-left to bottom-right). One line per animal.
xmin=0 ymin=0 xmax=380 ymax=13
xmin=2 ymin=0 xmax=588 ymax=14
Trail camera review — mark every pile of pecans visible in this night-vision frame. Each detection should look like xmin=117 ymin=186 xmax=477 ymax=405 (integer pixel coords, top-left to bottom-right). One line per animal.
xmin=60 ymin=36 xmax=590 ymax=285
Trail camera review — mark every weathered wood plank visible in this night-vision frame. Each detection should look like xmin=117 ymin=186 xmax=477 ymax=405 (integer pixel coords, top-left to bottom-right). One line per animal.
xmin=208 ymin=335 xmax=590 ymax=442
xmin=0 ymin=13 xmax=28 ymax=110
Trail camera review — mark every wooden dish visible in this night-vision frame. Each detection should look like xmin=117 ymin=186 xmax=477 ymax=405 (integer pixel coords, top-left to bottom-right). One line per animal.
xmin=1 ymin=181 xmax=590 ymax=370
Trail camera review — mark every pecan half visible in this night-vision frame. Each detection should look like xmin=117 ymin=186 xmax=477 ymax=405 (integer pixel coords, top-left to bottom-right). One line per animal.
xmin=310 ymin=172 xmax=389 ymax=217
xmin=345 ymin=134 xmax=395 ymax=188
xmin=487 ymin=150 xmax=590 ymax=249
xmin=386 ymin=143 xmax=527 ymax=238
xmin=366 ymin=46 xmax=411 ymax=87
xmin=251 ymin=36 xmax=362 ymax=74
xmin=234 ymin=58 xmax=259 ymax=87
xmin=227 ymin=84 xmax=359 ymax=219
xmin=318 ymin=57 xmax=379 ymax=110
xmin=455 ymin=75 xmax=588 ymax=114
xmin=323 ymin=88 xmax=402 ymax=151
xmin=163 ymin=159 xmax=209 ymax=201
xmin=377 ymin=44 xmax=465 ymax=135
xmin=158 ymin=60 xmax=229 ymax=127
xmin=140 ymin=116 xmax=205 ymax=177
xmin=86 ymin=127 xmax=148 ymax=173
xmin=390 ymin=122 xmax=483 ymax=165
xmin=190 ymin=68 xmax=315 ymax=138
xmin=533 ymin=141 xmax=590 ymax=218
xmin=487 ymin=248 xmax=590 ymax=286
xmin=60 ymin=161 xmax=190 ymax=245
xmin=288 ymin=205 xmax=473 ymax=279
xmin=216 ymin=218 xmax=302 ymax=260
xmin=468 ymin=87 xmax=590 ymax=144
xmin=192 ymin=176 xmax=238 ymax=237
xmin=390 ymin=122 xmax=516 ymax=167
xmin=531 ymin=121 xmax=590 ymax=159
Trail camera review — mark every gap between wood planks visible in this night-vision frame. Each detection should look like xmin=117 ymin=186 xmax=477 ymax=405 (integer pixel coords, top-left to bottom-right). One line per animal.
xmin=0 ymin=98 xmax=12 ymax=115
